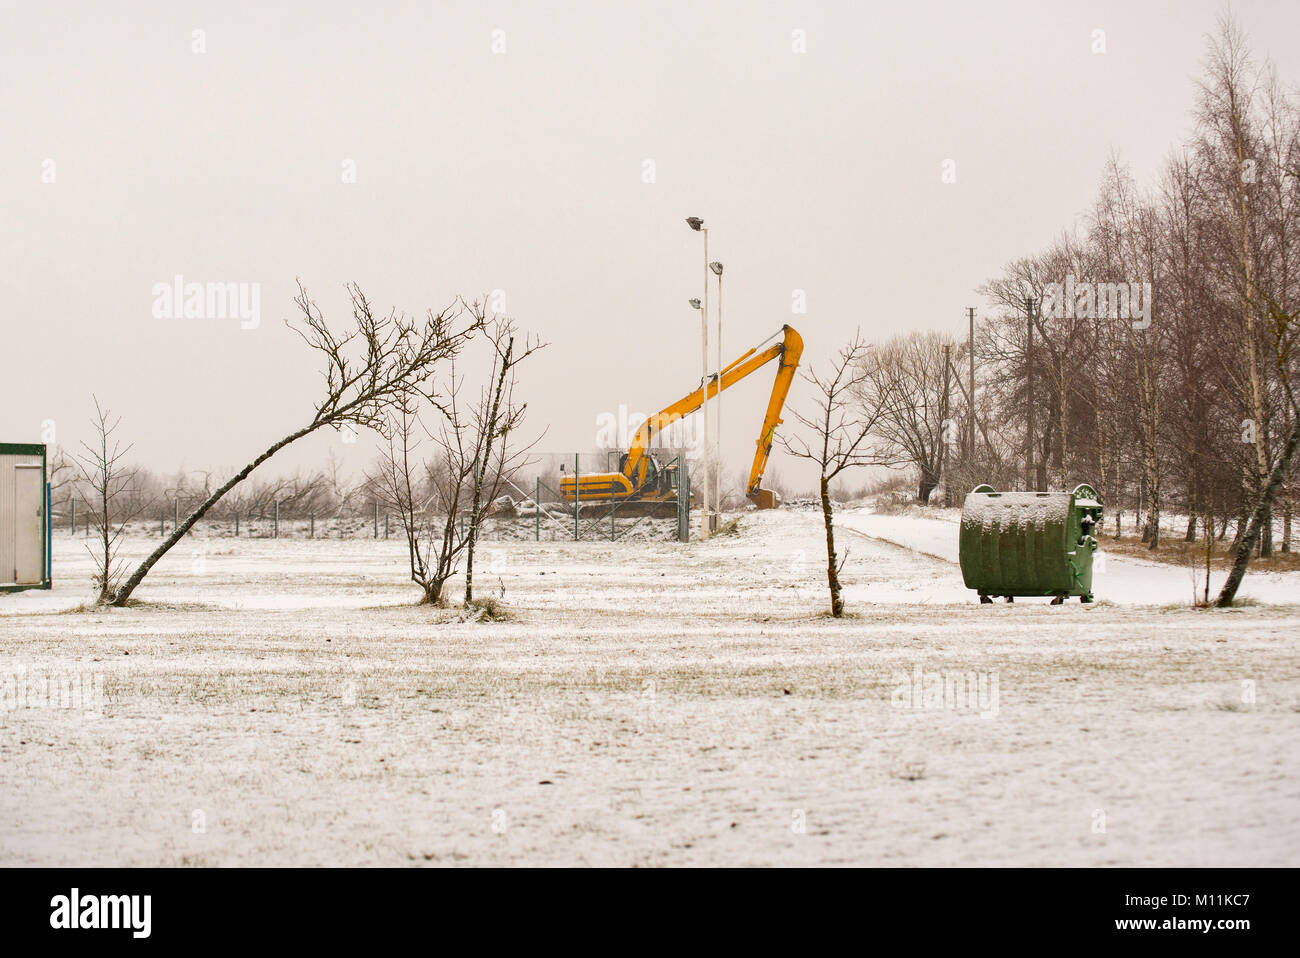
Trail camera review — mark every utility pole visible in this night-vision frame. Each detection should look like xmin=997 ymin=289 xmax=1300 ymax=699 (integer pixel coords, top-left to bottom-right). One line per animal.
xmin=1025 ymin=296 xmax=1035 ymax=491
xmin=966 ymin=306 xmax=976 ymax=462
xmin=941 ymin=343 xmax=951 ymax=505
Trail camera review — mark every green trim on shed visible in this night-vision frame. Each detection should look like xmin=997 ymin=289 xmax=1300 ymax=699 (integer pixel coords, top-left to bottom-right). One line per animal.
xmin=0 ymin=443 xmax=46 ymax=456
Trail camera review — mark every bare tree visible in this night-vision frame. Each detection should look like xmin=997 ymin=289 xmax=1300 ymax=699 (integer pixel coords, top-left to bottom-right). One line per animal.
xmin=110 ymin=281 xmax=482 ymax=605
xmin=74 ymin=398 xmax=152 ymax=603
xmin=966 ymin=14 xmax=1300 ymax=585
xmin=781 ymin=332 xmax=888 ymax=617
xmin=371 ymin=389 xmax=467 ymax=605
xmin=857 ymin=331 xmax=958 ymax=503
xmin=47 ymin=446 xmax=76 ymax=527
xmin=373 ymin=315 xmax=544 ymax=609
xmin=462 ymin=316 xmax=545 ymax=605
xmin=1218 ymin=299 xmax=1300 ymax=604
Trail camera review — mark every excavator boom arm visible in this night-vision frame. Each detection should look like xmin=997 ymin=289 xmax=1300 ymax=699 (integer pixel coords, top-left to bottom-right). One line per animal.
xmin=746 ymin=326 xmax=803 ymax=500
xmin=623 ymin=325 xmax=803 ymax=505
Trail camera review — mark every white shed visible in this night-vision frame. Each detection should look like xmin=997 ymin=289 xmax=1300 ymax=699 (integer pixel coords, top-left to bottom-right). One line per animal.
xmin=1 ymin=443 xmax=50 ymax=591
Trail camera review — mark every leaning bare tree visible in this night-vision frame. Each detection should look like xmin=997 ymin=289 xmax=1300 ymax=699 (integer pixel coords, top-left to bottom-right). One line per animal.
xmin=372 ymin=315 xmax=543 ymax=609
xmin=75 ymin=398 xmax=152 ymax=603
xmin=109 ymin=281 xmax=482 ymax=606
xmin=1218 ymin=299 xmax=1300 ymax=605
xmin=781 ymin=332 xmax=888 ymax=617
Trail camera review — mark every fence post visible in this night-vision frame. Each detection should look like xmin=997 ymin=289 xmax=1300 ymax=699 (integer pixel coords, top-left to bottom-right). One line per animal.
xmin=384 ymin=513 xmax=389 ymax=539
xmin=310 ymin=513 xmax=314 ymax=538
xmin=677 ymin=457 xmax=690 ymax=543
xmin=174 ymin=498 xmax=179 ymax=533
xmin=374 ymin=503 xmax=379 ymax=539
xmin=274 ymin=500 xmax=279 ymax=539
xmin=535 ymin=476 xmax=540 ymax=542
xmin=234 ymin=512 xmax=239 ymax=537
xmin=70 ymin=499 xmax=75 ymax=535
xmin=574 ymin=454 xmax=580 ymax=541
xmin=611 ymin=489 xmax=615 ymax=541
xmin=44 ymin=480 xmax=51 ymax=587
xmin=159 ymin=511 xmax=164 ymax=537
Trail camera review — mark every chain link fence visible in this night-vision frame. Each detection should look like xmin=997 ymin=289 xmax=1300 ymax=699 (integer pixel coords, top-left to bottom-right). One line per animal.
xmin=54 ymin=451 xmax=692 ymax=544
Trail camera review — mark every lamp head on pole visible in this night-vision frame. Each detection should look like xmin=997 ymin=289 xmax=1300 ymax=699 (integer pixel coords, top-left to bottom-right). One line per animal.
xmin=709 ymin=262 xmax=723 ymax=276
xmin=688 ymin=298 xmax=701 ymax=310
xmin=685 ymin=216 xmax=705 ymax=232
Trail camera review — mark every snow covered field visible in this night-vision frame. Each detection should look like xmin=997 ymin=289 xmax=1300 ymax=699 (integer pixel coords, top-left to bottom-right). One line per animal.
xmin=2 ymin=509 xmax=1298 ymax=866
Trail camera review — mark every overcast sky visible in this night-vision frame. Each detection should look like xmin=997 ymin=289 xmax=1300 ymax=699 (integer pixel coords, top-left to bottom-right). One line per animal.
xmin=4 ymin=0 xmax=1299 ymax=489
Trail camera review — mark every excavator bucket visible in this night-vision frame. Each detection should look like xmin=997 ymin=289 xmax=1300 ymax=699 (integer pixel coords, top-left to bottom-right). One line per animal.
xmin=748 ymin=488 xmax=781 ymax=510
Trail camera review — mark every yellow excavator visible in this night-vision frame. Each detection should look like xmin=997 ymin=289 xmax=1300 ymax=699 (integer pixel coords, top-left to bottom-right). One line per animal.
xmin=561 ymin=324 xmax=803 ymax=515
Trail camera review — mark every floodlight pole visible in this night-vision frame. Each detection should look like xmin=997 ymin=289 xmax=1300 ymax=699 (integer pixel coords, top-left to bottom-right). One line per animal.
xmin=687 ymin=217 xmax=712 ymax=536
xmin=701 ymin=226 xmax=711 ymax=535
xmin=711 ymin=261 xmax=724 ymax=529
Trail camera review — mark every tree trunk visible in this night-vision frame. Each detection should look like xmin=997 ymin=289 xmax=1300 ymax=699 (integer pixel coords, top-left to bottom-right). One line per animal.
xmin=99 ymin=476 xmax=110 ymax=603
xmin=423 ymin=579 xmax=444 ymax=606
xmin=1284 ymin=412 xmax=1294 ymax=552
xmin=111 ymin=423 xmax=318 ymax=605
xmin=1203 ymin=507 xmax=1214 ymax=606
xmin=1217 ymin=415 xmax=1300 ymax=606
xmin=820 ymin=476 xmax=844 ymax=617
xmin=464 ymin=337 xmax=514 ymax=606
xmin=1058 ymin=357 xmax=1069 ymax=489
xmin=1229 ymin=507 xmax=1247 ymax=552
xmin=1146 ymin=477 xmax=1160 ymax=550
xmin=1283 ymin=476 xmax=1292 ymax=552
xmin=916 ymin=468 xmax=939 ymax=505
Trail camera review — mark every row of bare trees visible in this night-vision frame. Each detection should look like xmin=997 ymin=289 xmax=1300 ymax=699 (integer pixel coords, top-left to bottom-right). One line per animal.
xmin=785 ymin=17 xmax=1300 ymax=613
xmin=62 ymin=282 xmax=542 ymax=610
xmin=953 ymin=17 xmax=1299 ymax=605
xmin=53 ymin=456 xmax=383 ymax=527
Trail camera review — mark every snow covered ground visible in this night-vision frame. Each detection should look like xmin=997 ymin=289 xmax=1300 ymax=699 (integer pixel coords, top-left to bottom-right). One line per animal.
xmin=1 ymin=509 xmax=1298 ymax=866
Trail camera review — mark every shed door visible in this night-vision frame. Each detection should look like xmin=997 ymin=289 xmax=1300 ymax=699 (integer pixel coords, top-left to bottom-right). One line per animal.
xmin=14 ymin=465 xmax=43 ymax=584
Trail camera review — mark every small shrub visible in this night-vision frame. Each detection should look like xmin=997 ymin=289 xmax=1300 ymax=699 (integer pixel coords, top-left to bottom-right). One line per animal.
xmin=716 ymin=517 xmax=743 ymax=537
xmin=464 ymin=597 xmax=512 ymax=622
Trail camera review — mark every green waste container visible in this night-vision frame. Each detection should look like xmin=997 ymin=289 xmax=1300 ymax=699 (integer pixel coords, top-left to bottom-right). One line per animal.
xmin=959 ymin=483 xmax=1103 ymax=604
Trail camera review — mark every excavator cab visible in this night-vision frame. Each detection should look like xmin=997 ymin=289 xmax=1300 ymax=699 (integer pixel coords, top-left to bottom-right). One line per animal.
xmin=620 ymin=452 xmax=691 ymax=507
xmin=618 ymin=451 xmax=659 ymax=493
